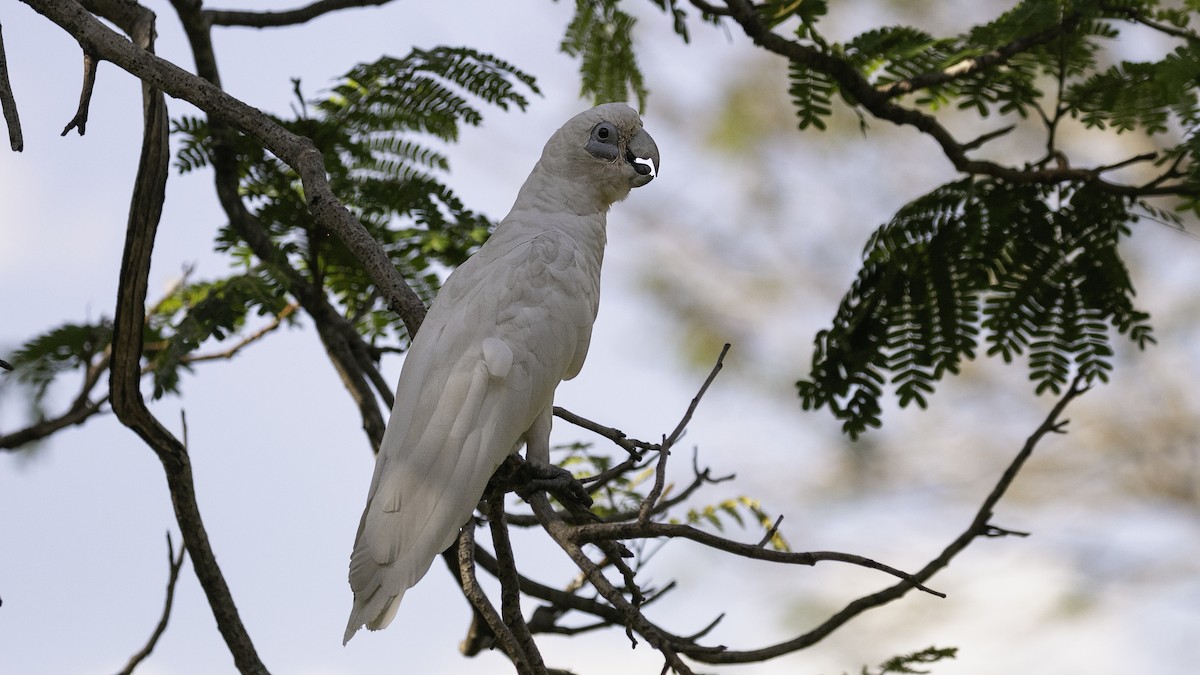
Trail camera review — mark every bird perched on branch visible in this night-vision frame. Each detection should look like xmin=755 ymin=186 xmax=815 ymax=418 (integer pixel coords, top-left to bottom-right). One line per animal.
xmin=345 ymin=103 xmax=658 ymax=643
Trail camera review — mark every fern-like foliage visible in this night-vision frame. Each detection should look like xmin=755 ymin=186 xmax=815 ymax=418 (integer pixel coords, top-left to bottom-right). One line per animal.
xmin=725 ymin=0 xmax=1198 ymax=436
xmin=560 ymin=0 xmax=648 ymax=110
xmin=2 ymin=321 xmax=112 ymax=410
xmin=854 ymin=646 xmax=958 ymax=675
xmin=798 ymin=180 xmax=1155 ymax=438
xmin=144 ymin=271 xmax=294 ymax=398
xmin=1066 ymin=44 xmax=1200 ymax=133
xmin=174 ymin=46 xmax=539 ymax=347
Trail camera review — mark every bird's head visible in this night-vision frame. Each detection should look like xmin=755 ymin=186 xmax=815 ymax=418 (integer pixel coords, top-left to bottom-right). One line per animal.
xmin=541 ymin=103 xmax=659 ymax=206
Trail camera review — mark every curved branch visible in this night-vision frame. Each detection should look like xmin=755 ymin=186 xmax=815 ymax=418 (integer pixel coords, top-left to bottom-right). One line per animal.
xmin=679 ymin=375 xmax=1090 ymax=664
xmin=574 ymin=520 xmax=943 ymax=597
xmin=0 ymin=396 xmax=107 ymax=450
xmin=205 ymin=0 xmax=393 ymax=29
xmin=62 ymin=3 xmax=270 ymax=671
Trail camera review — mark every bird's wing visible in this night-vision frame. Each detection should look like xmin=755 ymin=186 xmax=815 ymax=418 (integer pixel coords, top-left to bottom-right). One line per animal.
xmin=344 ymin=229 xmax=598 ymax=642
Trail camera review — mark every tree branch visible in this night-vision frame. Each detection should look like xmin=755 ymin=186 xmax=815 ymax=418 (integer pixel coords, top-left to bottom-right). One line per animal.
xmin=61 ymin=51 xmax=98 ymax=136
xmin=205 ymin=0 xmax=393 ymax=28
xmin=68 ymin=2 xmax=269 ymax=671
xmin=553 ymin=406 xmax=656 ymax=458
xmin=679 ymin=374 xmax=1090 ymax=664
xmin=486 ymin=498 xmax=548 ymax=675
xmin=640 ymin=343 xmax=728 ymax=522
xmin=455 ymin=524 xmax=536 ymax=674
xmin=114 ymin=532 xmax=187 ymax=675
xmin=0 ymin=21 xmax=23 ymax=151
xmin=875 ymin=13 xmax=1081 ymax=99
xmin=529 ymin=492 xmax=696 ymax=674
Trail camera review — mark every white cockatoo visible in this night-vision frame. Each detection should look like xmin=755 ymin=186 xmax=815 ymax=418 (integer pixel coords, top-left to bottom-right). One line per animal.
xmin=345 ymin=103 xmax=658 ymax=643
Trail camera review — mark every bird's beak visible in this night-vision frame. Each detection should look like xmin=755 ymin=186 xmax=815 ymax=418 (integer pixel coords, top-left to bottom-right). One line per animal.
xmin=625 ymin=128 xmax=659 ymax=187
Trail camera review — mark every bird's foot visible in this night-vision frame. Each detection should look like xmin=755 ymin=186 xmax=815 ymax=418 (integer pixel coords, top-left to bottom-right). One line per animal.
xmin=484 ymin=456 xmax=594 ymax=510
xmin=515 ymin=461 xmax=594 ymax=509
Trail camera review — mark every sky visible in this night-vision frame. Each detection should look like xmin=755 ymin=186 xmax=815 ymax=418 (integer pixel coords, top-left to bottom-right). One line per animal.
xmin=2 ymin=2 xmax=1199 ymax=674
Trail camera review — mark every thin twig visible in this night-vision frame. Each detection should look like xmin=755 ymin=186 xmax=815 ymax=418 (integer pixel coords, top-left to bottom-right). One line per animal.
xmin=554 ymin=406 xmax=656 ymax=458
xmin=756 ymin=515 xmax=784 ymax=548
xmin=640 ymin=343 xmax=729 ymax=523
xmin=575 ymin=520 xmax=944 ymax=598
xmin=114 ymin=532 xmax=187 ymax=675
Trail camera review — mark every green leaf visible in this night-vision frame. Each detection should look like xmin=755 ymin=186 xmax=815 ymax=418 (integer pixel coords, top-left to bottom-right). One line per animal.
xmin=560 ymin=0 xmax=649 ymax=110
xmin=799 ymin=180 xmax=1153 ymax=437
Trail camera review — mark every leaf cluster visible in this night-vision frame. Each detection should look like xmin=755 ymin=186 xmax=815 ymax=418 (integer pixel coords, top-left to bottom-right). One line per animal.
xmin=850 ymin=646 xmax=958 ymax=675
xmin=797 ymin=180 xmax=1154 ymax=437
xmin=144 ymin=271 xmax=294 ymax=398
xmin=174 ymin=46 xmax=539 ymax=346
xmin=560 ymin=0 xmax=649 ymax=110
xmin=5 ymin=46 xmax=538 ymax=424
xmin=2 ymin=320 xmax=111 ymax=409
xmin=781 ymin=0 xmax=1200 ymax=131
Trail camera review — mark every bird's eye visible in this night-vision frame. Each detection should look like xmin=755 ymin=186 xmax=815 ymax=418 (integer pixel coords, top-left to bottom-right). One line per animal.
xmin=586 ymin=122 xmax=621 ymax=160
xmin=594 ymin=123 xmax=615 ymax=142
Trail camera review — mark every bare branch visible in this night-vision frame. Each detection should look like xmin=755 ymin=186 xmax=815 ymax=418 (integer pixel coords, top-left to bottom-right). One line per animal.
xmin=1101 ymin=2 xmax=1200 ymax=43
xmin=486 ymin=498 xmax=548 ymax=675
xmin=679 ymin=375 xmax=1090 ymax=664
xmin=62 ymin=2 xmax=271 ymax=670
xmin=61 ymin=51 xmax=98 ymax=136
xmin=205 ymin=0 xmax=393 ymax=29
xmin=114 ymin=532 xmax=188 ymax=675
xmin=574 ymin=520 xmax=944 ymax=598
xmin=640 ymin=343 xmax=729 ymax=522
xmin=530 ymin=493 xmax=697 ymax=674
xmin=0 ymin=395 xmax=108 ymax=450
xmin=455 ymin=524 xmax=535 ymax=674
xmin=553 ymin=406 xmax=656 ymax=458
xmin=0 ymin=22 xmax=23 ymax=151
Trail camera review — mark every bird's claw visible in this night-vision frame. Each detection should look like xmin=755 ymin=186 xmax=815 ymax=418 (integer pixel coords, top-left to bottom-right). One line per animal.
xmin=516 ymin=461 xmax=594 ymax=509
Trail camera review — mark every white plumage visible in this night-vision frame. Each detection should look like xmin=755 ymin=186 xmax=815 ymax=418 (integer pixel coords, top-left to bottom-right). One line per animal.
xmin=345 ymin=103 xmax=658 ymax=643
